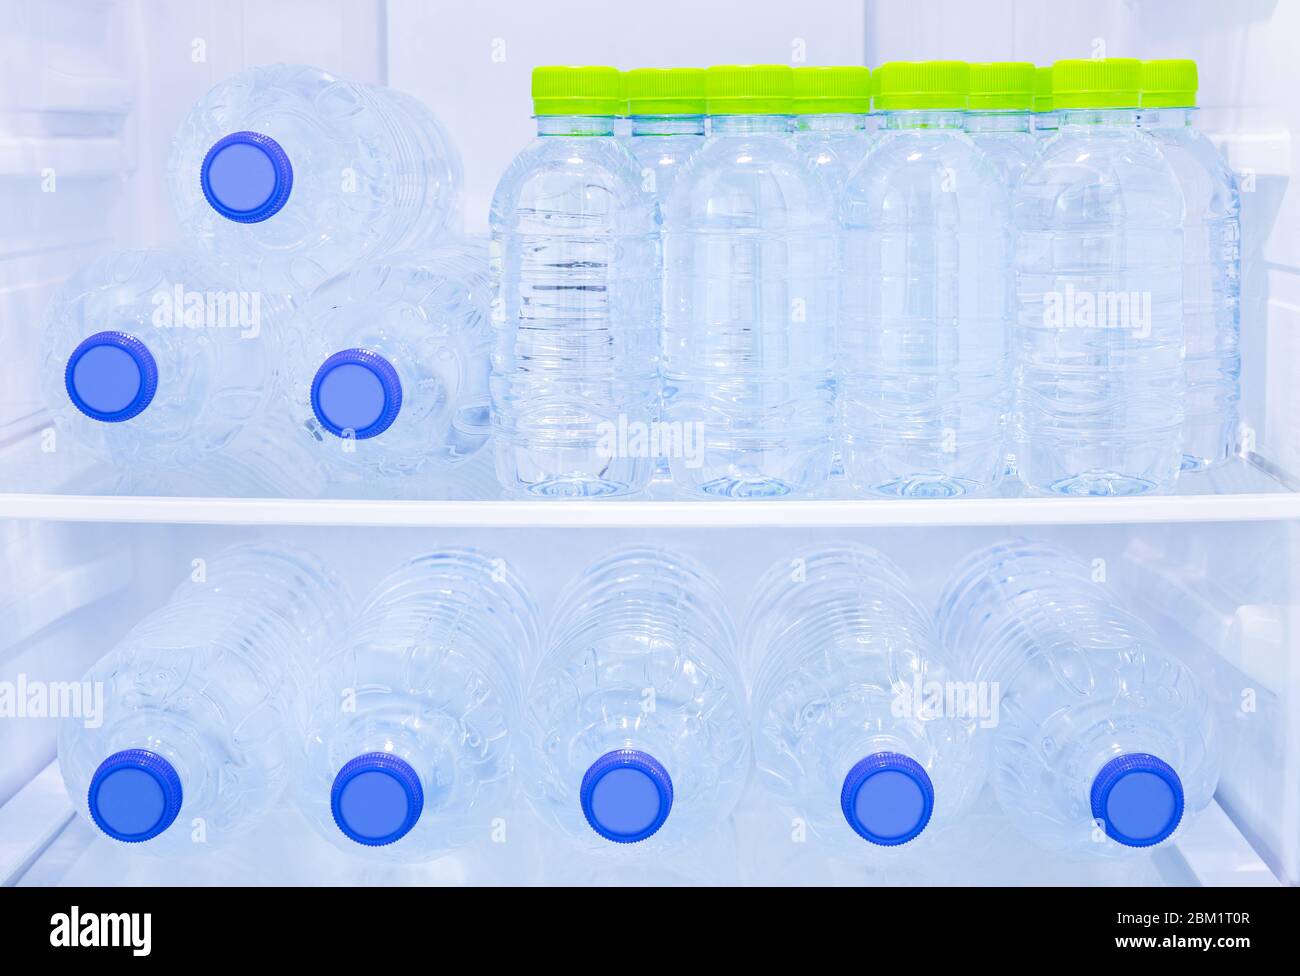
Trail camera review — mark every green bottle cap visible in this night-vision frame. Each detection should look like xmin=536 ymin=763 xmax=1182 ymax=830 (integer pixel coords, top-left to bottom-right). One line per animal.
xmin=1033 ymin=66 xmax=1054 ymax=112
xmin=873 ymin=61 xmax=969 ymax=111
xmin=706 ymin=64 xmax=794 ymax=116
xmin=1140 ymin=59 xmax=1198 ymax=108
xmin=1051 ymin=58 xmax=1141 ymax=110
xmin=532 ymin=65 xmax=624 ymax=117
xmin=625 ymin=67 xmax=706 ymax=116
xmin=968 ymin=61 xmax=1035 ymax=111
xmin=792 ymin=66 xmax=871 ymax=115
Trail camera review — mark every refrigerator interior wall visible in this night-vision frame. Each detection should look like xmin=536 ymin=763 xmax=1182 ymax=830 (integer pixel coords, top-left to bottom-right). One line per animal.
xmin=0 ymin=520 xmax=1294 ymax=885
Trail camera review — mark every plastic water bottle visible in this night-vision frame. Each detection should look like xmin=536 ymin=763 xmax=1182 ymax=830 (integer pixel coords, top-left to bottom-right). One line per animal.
xmin=935 ymin=539 xmax=1220 ymax=855
xmin=1138 ymin=59 xmax=1241 ymax=471
xmin=792 ymin=66 xmax=873 ymax=196
xmin=58 ymin=543 xmax=349 ymax=853
xmin=663 ymin=64 xmax=836 ymax=498
xmin=1031 ymin=66 xmax=1059 ymax=138
xmin=295 ymin=549 xmax=537 ymax=860
xmin=169 ymin=64 xmax=461 ymax=295
xmin=42 ymin=247 xmax=285 ymax=471
xmin=625 ymin=68 xmax=707 ymax=217
xmin=490 ymin=66 xmax=659 ymax=497
xmin=841 ymin=61 xmax=1010 ymax=497
xmin=521 ymin=548 xmax=749 ymax=850
xmin=964 ymin=62 xmax=1037 ymax=186
xmin=747 ymin=545 xmax=986 ymax=851
xmin=1012 ymin=59 xmax=1185 ymax=495
xmin=291 ymin=240 xmax=493 ymax=481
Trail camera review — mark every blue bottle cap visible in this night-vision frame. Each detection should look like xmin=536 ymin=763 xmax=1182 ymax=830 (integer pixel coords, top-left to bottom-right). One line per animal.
xmin=64 ymin=331 xmax=159 ymax=423
xmin=841 ymin=752 xmax=935 ymax=846
xmin=330 ymin=753 xmax=424 ymax=847
xmin=200 ymin=131 xmax=293 ymax=223
xmin=87 ymin=749 xmax=183 ymax=843
xmin=580 ymin=749 xmax=673 ymax=844
xmin=1090 ymin=753 xmax=1184 ymax=848
xmin=310 ymin=349 xmax=403 ymax=440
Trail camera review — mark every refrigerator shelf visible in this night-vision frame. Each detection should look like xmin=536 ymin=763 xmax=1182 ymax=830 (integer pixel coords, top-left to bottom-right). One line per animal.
xmin=1 ymin=486 xmax=1297 ymax=529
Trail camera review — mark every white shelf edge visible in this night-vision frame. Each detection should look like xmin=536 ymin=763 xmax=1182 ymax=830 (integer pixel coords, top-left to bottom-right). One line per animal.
xmin=0 ymin=762 xmax=74 ymax=887
xmin=1 ymin=491 xmax=1299 ymax=528
xmin=1166 ymin=798 xmax=1282 ymax=887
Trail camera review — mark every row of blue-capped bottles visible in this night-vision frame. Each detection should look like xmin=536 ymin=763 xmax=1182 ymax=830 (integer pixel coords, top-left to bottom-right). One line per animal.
xmin=60 ymin=538 xmax=1219 ymax=861
xmin=41 ymin=63 xmax=497 ymax=496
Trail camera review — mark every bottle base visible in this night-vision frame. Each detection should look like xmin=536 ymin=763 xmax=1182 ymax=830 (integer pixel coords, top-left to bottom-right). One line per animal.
xmin=693 ymin=475 xmax=796 ymax=499
xmin=1046 ymin=470 xmax=1160 ymax=497
xmin=1180 ymin=453 xmax=1234 ymax=473
xmin=868 ymin=474 xmax=982 ymax=499
xmin=525 ymin=476 xmax=635 ymax=499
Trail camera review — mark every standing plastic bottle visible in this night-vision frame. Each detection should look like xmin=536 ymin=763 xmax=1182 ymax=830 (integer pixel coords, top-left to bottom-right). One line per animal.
xmin=292 ymin=240 xmax=493 ymax=482
xmin=41 ymin=247 xmax=284 ymax=471
xmin=625 ymin=68 xmax=707 ymax=217
xmin=295 ymin=549 xmax=538 ymax=860
xmin=663 ymin=65 xmax=836 ymax=498
xmin=522 ymin=548 xmax=750 ymax=850
xmin=58 ymin=543 xmax=349 ymax=854
xmin=936 ymin=539 xmax=1219 ymax=856
xmin=169 ymin=63 xmax=461 ymax=295
xmin=841 ymin=61 xmax=1010 ymax=497
xmin=1138 ymin=59 xmax=1241 ymax=471
xmin=747 ymin=545 xmax=986 ymax=851
xmin=791 ymin=66 xmax=873 ymax=196
xmin=490 ymin=66 xmax=659 ymax=498
xmin=964 ymin=62 xmax=1037 ymax=186
xmin=1031 ymin=66 xmax=1059 ymax=138
xmin=1012 ymin=59 xmax=1185 ymax=496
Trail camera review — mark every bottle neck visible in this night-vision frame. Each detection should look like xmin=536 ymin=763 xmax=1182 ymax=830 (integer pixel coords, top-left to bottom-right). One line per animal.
xmin=1058 ymin=107 xmax=1140 ymax=128
xmin=794 ymin=113 xmax=867 ymax=133
xmin=535 ymin=115 xmax=616 ymax=137
xmin=629 ymin=115 xmax=706 ymax=137
xmin=965 ymin=110 xmax=1031 ymax=134
xmin=1136 ymin=107 xmax=1194 ymax=130
xmin=710 ymin=114 xmax=790 ymax=135
xmin=1033 ymin=111 xmax=1060 ymax=132
xmin=882 ymin=109 xmax=965 ymax=130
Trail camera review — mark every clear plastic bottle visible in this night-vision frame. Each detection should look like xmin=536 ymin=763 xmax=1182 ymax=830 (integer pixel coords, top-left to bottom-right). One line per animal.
xmin=295 ymin=549 xmax=538 ymax=860
xmin=964 ymin=62 xmax=1037 ymax=186
xmin=291 ymin=240 xmax=493 ymax=481
xmin=42 ymin=247 xmax=285 ymax=472
xmin=1138 ymin=59 xmax=1241 ymax=471
xmin=58 ymin=543 xmax=349 ymax=853
xmin=663 ymin=64 xmax=836 ymax=498
xmin=521 ymin=548 xmax=750 ymax=851
xmin=1012 ymin=59 xmax=1185 ymax=496
xmin=792 ymin=66 xmax=873 ymax=196
xmin=936 ymin=539 xmax=1220 ymax=856
xmin=169 ymin=63 xmax=461 ymax=295
xmin=490 ymin=66 xmax=659 ymax=497
xmin=625 ymin=68 xmax=707 ymax=217
xmin=841 ymin=61 xmax=1010 ymax=497
xmin=1031 ymin=66 xmax=1059 ymax=138
xmin=747 ymin=545 xmax=986 ymax=852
